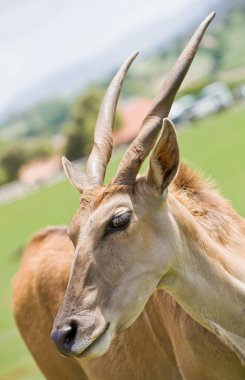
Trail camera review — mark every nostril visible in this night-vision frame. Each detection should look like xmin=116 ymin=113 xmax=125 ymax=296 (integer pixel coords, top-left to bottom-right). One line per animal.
xmin=51 ymin=320 xmax=78 ymax=356
xmin=64 ymin=321 xmax=77 ymax=346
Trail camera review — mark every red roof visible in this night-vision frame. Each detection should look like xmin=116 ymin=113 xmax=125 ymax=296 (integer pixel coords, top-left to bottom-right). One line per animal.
xmin=19 ymin=156 xmax=61 ymax=184
xmin=114 ymin=97 xmax=152 ymax=145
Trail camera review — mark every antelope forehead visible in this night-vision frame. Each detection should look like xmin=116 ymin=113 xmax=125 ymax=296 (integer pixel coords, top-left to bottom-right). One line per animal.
xmin=70 ymin=190 xmax=132 ymax=234
xmin=78 ymin=184 xmax=131 ymax=209
xmin=91 ymin=192 xmax=133 ymax=223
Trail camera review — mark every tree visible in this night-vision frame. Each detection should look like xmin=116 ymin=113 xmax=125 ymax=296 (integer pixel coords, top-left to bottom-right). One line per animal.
xmin=63 ymin=87 xmax=122 ymax=161
xmin=0 ymin=145 xmax=28 ymax=183
xmin=0 ymin=140 xmax=53 ymax=185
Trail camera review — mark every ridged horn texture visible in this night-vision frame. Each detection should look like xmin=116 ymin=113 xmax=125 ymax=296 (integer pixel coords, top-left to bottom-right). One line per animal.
xmin=86 ymin=51 xmax=139 ymax=188
xmin=113 ymin=12 xmax=215 ymax=185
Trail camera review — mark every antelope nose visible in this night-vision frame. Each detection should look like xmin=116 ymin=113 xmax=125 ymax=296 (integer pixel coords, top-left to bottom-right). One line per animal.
xmin=51 ymin=321 xmax=78 ymax=357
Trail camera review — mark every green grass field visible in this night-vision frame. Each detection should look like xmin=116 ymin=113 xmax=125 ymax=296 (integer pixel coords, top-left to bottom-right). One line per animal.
xmin=0 ymin=104 xmax=244 ymax=379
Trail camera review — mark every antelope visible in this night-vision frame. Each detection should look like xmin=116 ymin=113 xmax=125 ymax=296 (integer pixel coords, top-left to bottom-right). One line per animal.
xmin=13 ymin=12 xmax=245 ymax=380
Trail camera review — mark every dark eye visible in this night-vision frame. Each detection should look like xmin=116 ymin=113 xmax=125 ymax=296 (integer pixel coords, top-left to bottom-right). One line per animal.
xmin=106 ymin=211 xmax=131 ymax=235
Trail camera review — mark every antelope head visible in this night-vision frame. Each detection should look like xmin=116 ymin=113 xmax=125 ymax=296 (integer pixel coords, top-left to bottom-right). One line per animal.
xmin=51 ymin=13 xmax=215 ymax=358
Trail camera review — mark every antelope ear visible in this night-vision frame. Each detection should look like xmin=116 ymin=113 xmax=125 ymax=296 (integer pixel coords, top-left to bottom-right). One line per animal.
xmin=62 ymin=156 xmax=87 ymax=193
xmin=146 ymin=119 xmax=179 ymax=194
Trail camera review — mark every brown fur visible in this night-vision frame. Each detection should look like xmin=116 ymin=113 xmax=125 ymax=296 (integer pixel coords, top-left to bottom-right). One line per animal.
xmin=13 ymin=221 xmax=244 ymax=379
xmin=13 ymin=162 xmax=245 ymax=379
xmin=171 ymin=163 xmax=245 ymax=245
xmin=81 ymin=163 xmax=244 ymax=246
xmin=80 ymin=184 xmax=132 ymax=210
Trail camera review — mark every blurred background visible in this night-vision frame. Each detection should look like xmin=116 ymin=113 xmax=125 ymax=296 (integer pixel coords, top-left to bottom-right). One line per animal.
xmin=0 ymin=0 xmax=244 ymax=378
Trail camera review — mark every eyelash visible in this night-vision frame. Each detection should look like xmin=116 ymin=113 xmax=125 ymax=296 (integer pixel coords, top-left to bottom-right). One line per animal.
xmin=105 ymin=212 xmax=131 ymax=236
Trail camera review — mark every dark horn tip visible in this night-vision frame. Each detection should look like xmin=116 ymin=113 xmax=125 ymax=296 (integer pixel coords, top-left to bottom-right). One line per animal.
xmin=122 ymin=51 xmax=139 ymax=70
xmin=206 ymin=11 xmax=216 ymax=23
xmin=198 ymin=12 xmax=215 ymax=33
xmin=130 ymin=51 xmax=139 ymax=60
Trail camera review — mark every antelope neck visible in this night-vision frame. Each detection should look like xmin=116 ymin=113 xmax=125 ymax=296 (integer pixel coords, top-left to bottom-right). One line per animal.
xmin=159 ymin=194 xmax=245 ymax=360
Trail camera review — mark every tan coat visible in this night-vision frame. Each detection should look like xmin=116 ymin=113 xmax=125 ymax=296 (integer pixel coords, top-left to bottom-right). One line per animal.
xmin=12 ymin=12 xmax=245 ymax=380
xmin=13 ymin=164 xmax=245 ymax=380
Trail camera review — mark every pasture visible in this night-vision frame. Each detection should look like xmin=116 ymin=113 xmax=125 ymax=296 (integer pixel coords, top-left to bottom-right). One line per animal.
xmin=0 ymin=104 xmax=244 ymax=380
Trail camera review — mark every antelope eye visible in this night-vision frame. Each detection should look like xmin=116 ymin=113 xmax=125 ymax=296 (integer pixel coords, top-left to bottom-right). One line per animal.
xmin=106 ymin=211 xmax=131 ymax=235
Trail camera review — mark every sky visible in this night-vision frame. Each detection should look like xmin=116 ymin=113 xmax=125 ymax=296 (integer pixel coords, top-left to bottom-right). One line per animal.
xmin=0 ymin=0 xmax=218 ymax=117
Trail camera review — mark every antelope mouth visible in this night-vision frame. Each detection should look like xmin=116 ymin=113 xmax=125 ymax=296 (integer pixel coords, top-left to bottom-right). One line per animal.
xmin=77 ymin=323 xmax=111 ymax=358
